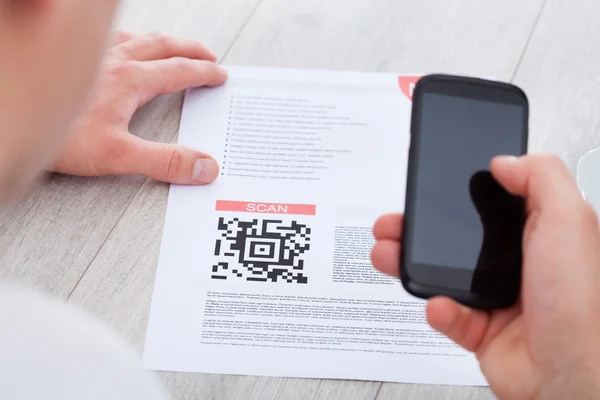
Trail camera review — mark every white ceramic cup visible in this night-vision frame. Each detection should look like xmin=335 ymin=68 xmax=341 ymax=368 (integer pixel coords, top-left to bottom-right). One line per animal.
xmin=577 ymin=148 xmax=600 ymax=215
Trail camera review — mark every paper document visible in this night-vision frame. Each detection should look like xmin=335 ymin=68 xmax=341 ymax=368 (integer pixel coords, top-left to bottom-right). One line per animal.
xmin=143 ymin=66 xmax=486 ymax=386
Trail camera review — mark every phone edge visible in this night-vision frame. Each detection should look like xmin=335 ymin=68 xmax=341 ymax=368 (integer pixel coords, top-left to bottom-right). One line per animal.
xmin=400 ymin=73 xmax=529 ymax=310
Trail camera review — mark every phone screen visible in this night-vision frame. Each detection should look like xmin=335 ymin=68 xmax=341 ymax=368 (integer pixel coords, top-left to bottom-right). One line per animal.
xmin=404 ymin=81 xmax=527 ymax=299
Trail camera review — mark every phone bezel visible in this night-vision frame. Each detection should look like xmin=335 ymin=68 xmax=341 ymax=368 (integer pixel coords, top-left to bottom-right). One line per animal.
xmin=401 ymin=74 xmax=529 ymax=309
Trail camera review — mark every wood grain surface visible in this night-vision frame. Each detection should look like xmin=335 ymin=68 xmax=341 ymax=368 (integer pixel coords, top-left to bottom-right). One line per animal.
xmin=4 ymin=0 xmax=600 ymax=399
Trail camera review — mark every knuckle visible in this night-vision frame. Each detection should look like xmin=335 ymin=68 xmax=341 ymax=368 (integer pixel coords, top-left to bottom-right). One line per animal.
xmin=528 ymin=153 xmax=570 ymax=186
xmin=165 ymin=147 xmax=183 ymax=182
xmin=107 ymin=61 xmax=143 ymax=92
xmin=538 ymin=152 xmax=562 ymax=164
xmin=532 ymin=153 xmax=565 ymax=171
xmin=170 ymin=57 xmax=191 ymax=70
xmin=113 ymin=30 xmax=131 ymax=42
xmin=108 ymin=60 xmax=139 ymax=78
xmin=101 ymin=136 xmax=128 ymax=162
xmin=148 ymin=31 xmax=171 ymax=48
xmin=105 ymin=47 xmax=125 ymax=61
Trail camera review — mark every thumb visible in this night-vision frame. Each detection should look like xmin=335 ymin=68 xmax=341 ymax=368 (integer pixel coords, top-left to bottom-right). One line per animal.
xmin=123 ymin=137 xmax=220 ymax=185
xmin=491 ymin=153 xmax=581 ymax=210
xmin=426 ymin=297 xmax=490 ymax=352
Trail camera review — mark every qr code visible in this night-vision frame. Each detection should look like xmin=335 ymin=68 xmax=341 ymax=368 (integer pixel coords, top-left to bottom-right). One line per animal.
xmin=212 ymin=218 xmax=311 ymax=283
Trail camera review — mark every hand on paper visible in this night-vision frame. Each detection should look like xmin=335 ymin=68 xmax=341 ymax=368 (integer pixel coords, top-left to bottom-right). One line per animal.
xmin=50 ymin=32 xmax=227 ymax=185
xmin=372 ymin=154 xmax=600 ymax=399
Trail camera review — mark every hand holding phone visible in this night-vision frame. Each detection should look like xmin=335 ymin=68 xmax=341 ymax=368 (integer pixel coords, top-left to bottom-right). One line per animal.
xmin=401 ymin=74 xmax=528 ymax=309
xmin=372 ymin=154 xmax=600 ymax=399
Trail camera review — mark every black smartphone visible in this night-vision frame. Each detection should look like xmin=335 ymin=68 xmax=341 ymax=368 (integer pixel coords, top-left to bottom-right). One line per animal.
xmin=401 ymin=74 xmax=528 ymax=309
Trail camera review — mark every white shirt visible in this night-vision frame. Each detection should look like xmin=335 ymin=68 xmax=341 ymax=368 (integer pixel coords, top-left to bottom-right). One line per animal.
xmin=0 ymin=285 xmax=169 ymax=399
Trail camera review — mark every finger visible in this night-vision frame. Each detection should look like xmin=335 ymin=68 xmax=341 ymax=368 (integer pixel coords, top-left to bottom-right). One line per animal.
xmin=426 ymin=297 xmax=490 ymax=352
xmin=134 ymin=58 xmax=228 ymax=106
xmin=491 ymin=153 xmax=582 ymax=211
xmin=373 ymin=214 xmax=403 ymax=240
xmin=118 ymin=137 xmax=220 ymax=185
xmin=116 ymin=32 xmax=217 ymax=62
xmin=110 ymin=31 xmax=135 ymax=47
xmin=371 ymin=240 xmax=400 ymax=278
xmin=479 ymin=305 xmax=521 ymax=350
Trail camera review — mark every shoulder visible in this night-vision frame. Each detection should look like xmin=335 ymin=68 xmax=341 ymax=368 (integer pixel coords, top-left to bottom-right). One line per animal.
xmin=0 ymin=284 xmax=169 ymax=400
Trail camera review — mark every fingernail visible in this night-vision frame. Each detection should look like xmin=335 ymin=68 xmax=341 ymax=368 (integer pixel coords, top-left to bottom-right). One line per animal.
xmin=192 ymin=158 xmax=219 ymax=183
xmin=217 ymin=66 xmax=229 ymax=79
xmin=496 ymin=155 xmax=519 ymax=164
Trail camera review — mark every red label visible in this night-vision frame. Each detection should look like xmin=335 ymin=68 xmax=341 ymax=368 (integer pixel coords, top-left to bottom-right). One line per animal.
xmin=398 ymin=76 xmax=422 ymax=101
xmin=215 ymin=200 xmax=316 ymax=216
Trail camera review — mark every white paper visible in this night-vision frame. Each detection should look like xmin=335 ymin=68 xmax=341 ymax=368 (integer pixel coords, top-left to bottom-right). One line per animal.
xmin=143 ymin=66 xmax=486 ymax=386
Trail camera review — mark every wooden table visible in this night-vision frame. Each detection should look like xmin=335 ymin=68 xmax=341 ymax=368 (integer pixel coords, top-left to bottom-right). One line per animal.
xmin=2 ymin=1 xmax=599 ymax=399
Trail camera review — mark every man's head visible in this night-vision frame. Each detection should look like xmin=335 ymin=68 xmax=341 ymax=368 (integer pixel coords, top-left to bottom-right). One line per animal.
xmin=0 ymin=0 xmax=119 ymax=202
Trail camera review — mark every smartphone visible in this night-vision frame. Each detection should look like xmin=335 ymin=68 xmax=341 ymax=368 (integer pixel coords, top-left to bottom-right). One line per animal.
xmin=401 ymin=74 xmax=528 ymax=309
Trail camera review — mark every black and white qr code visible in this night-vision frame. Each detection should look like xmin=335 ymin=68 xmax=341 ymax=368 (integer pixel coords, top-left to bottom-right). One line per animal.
xmin=212 ymin=218 xmax=311 ymax=283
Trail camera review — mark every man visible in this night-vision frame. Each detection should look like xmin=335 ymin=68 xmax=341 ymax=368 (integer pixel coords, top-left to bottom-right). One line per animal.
xmin=0 ymin=1 xmax=599 ymax=399
xmin=1 ymin=1 xmax=224 ymax=399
